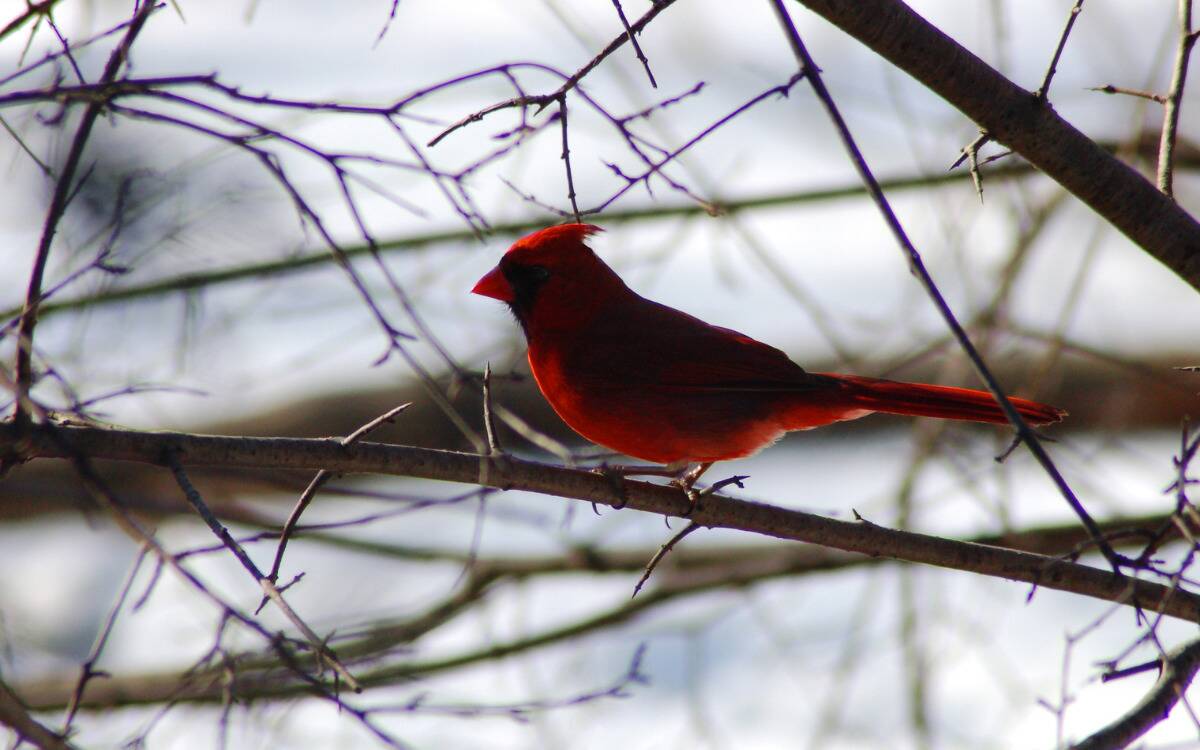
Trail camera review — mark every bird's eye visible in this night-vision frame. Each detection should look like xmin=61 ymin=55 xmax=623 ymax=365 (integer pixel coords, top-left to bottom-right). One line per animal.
xmin=507 ymin=264 xmax=550 ymax=285
xmin=501 ymin=263 xmax=552 ymax=307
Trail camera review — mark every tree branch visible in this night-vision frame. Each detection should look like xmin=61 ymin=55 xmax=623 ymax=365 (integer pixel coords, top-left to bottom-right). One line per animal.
xmin=0 ymin=675 xmax=76 ymax=750
xmin=1069 ymin=637 xmax=1200 ymax=750
xmin=8 ymin=0 xmax=158 ymax=441
xmin=794 ymin=0 xmax=1200 ymax=290
xmin=1158 ymin=0 xmax=1197 ymax=196
xmin=2 ymin=422 xmax=1197 ymax=622
xmin=768 ymin=0 xmax=1121 ymax=569
xmin=5 ymin=140 xmax=1194 ymax=324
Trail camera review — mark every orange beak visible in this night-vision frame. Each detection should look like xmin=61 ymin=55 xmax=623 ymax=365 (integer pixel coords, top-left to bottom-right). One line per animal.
xmin=471 ymin=266 xmax=514 ymax=302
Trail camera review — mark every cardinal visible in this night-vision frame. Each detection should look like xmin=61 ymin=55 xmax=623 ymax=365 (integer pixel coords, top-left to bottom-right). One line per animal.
xmin=472 ymin=224 xmax=1064 ymax=504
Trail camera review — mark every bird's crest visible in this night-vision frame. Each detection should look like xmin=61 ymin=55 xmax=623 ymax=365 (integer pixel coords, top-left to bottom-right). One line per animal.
xmin=506 ymin=223 xmax=603 ymax=258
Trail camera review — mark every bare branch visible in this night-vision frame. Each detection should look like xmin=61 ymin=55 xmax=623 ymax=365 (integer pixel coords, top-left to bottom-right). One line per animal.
xmin=426 ymin=0 xmax=679 ymax=148
xmin=610 ymin=0 xmax=657 ymax=88
xmin=0 ymin=674 xmax=76 ymax=750
xmin=164 ymin=452 xmax=362 ymax=691
xmin=6 ymin=140 xmax=1192 ymax=324
xmin=264 ymin=402 xmax=412 ymax=590
xmin=794 ymin=0 xmax=1200 ymax=290
xmin=8 ymin=0 xmax=158 ymax=449
xmin=1035 ymin=0 xmax=1086 ymax=99
xmin=61 ymin=545 xmax=149 ymax=734
xmin=1158 ymin=0 xmax=1198 ymax=196
xmin=3 ymin=422 xmax=1197 ymax=622
xmin=633 ymin=521 xmax=701 ymax=597
xmin=1090 ymin=84 xmax=1167 ymax=103
xmin=557 ymin=96 xmax=582 ymax=221
xmin=1069 ymin=638 xmax=1200 ymax=750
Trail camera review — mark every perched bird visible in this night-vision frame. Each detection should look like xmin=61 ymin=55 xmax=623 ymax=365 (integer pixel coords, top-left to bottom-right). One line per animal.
xmin=472 ymin=224 xmax=1064 ymax=500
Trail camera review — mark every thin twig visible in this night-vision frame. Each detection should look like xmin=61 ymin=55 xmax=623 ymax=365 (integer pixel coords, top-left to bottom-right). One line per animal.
xmin=7 ymin=0 xmax=158 ymax=450
xmin=1158 ymin=0 xmax=1197 ymax=196
xmin=950 ymin=0 xmax=1084 ymax=194
xmin=426 ymin=0 xmax=678 ymax=147
xmin=62 ymin=545 xmax=149 ymax=734
xmin=373 ymin=0 xmax=400 ymax=46
xmin=1090 ymin=84 xmax=1167 ymax=103
xmin=44 ymin=12 xmax=85 ymax=85
xmin=263 ymin=403 xmax=413 ymax=592
xmin=1036 ymin=0 xmax=1086 ymax=100
xmin=633 ymin=521 xmax=701 ymax=597
xmin=610 ymin=0 xmax=657 ymax=88
xmin=591 ymin=73 xmax=804 ymax=213
xmin=951 ymin=130 xmax=990 ymax=201
xmin=164 ymin=451 xmax=362 ymax=692
xmin=557 ymin=96 xmax=582 ymax=221
xmin=482 ymin=363 xmax=500 ymax=454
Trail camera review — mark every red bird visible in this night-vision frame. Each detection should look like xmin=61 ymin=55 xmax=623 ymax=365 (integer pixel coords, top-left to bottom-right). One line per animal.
xmin=472 ymin=224 xmax=1064 ymax=497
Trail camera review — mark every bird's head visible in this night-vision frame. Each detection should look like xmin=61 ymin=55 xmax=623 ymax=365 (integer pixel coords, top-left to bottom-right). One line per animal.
xmin=472 ymin=223 xmax=622 ymax=333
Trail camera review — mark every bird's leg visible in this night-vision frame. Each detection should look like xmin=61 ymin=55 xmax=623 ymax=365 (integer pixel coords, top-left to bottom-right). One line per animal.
xmin=670 ymin=462 xmax=714 ymax=515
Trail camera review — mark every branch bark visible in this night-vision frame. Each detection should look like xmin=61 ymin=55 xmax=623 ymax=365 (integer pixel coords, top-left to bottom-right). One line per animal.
xmin=794 ymin=0 xmax=1200 ymax=291
xmin=3 ymin=422 xmax=1198 ymax=621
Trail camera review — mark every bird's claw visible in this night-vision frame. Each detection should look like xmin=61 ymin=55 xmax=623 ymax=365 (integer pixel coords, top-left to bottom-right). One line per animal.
xmin=592 ymin=465 xmax=630 ymax=510
xmin=669 ymin=478 xmax=703 ymax=518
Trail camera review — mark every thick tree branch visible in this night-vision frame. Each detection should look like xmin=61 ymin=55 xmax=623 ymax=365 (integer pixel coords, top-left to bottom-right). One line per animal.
xmin=794 ymin=0 xmax=1200 ymax=291
xmin=2 ymin=422 xmax=1197 ymax=622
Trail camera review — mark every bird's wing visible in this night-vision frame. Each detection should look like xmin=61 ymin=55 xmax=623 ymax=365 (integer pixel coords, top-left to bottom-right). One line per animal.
xmin=559 ymin=296 xmax=828 ymax=392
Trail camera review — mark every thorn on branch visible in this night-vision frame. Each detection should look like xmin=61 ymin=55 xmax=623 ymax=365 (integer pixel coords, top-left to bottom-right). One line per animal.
xmin=950 ymin=131 xmax=991 ymax=202
xmin=1089 ymin=84 xmax=1168 ymax=104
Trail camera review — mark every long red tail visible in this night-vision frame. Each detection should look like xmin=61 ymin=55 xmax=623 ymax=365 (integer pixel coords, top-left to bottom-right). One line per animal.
xmin=824 ymin=374 xmax=1065 ymax=426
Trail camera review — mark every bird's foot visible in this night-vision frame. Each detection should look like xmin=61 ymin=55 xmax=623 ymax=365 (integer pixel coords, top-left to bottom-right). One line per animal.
xmin=670 ymin=462 xmax=716 ymax=517
xmin=590 ymin=463 xmax=679 ymax=510
xmin=591 ymin=464 xmax=633 ymax=510
xmin=669 ymin=479 xmax=703 ymax=517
